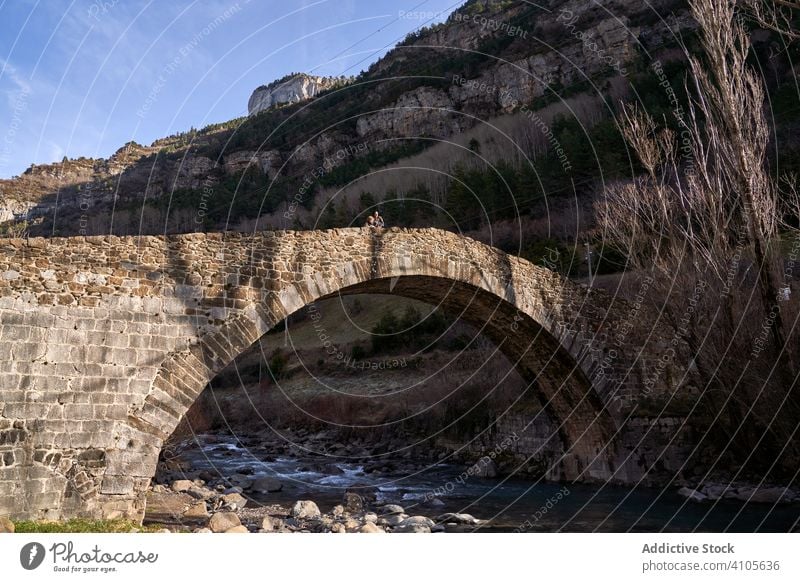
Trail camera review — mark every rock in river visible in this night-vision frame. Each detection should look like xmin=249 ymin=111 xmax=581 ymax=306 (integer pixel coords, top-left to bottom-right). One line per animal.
xmin=343 ymin=491 xmax=364 ymax=512
xmin=250 ymin=477 xmax=283 ymax=493
xmin=436 ymin=513 xmax=484 ymax=525
xmin=677 ymin=487 xmax=707 ymax=503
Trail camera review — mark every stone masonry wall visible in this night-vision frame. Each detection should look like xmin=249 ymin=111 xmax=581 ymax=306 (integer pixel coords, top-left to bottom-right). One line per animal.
xmin=0 ymin=228 xmax=687 ymax=521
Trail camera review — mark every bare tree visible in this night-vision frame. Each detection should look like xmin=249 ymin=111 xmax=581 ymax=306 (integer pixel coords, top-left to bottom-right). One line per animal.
xmin=596 ymin=0 xmax=800 ymax=474
xmin=601 ymin=0 xmax=798 ymax=363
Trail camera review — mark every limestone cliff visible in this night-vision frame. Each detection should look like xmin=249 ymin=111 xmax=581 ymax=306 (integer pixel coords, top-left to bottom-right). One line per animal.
xmin=247 ymin=73 xmax=342 ymax=116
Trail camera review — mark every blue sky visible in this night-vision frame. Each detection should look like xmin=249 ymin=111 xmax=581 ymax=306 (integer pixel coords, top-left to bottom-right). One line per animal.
xmin=0 ymin=0 xmax=461 ymax=178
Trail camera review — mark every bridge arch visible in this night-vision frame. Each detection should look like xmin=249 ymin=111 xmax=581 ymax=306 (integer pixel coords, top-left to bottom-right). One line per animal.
xmin=0 ymin=228 xmax=678 ymax=521
xmin=133 ymin=229 xmax=618 ymax=490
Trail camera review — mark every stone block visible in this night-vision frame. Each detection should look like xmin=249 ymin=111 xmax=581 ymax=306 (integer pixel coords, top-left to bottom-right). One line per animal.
xmin=100 ymin=475 xmax=135 ymax=495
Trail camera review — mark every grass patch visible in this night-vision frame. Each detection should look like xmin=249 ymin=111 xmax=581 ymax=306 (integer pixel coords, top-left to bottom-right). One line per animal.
xmin=13 ymin=519 xmax=161 ymax=533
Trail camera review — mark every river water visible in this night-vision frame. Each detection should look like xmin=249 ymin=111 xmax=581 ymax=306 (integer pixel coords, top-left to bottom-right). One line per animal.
xmin=176 ymin=434 xmax=800 ymax=532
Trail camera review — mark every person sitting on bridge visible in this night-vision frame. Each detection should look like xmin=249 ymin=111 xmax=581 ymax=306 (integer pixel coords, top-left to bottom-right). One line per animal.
xmin=372 ymin=210 xmax=385 ymax=228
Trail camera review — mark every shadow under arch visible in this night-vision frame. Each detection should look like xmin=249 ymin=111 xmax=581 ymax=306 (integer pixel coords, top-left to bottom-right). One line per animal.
xmin=329 ymin=273 xmax=618 ymax=476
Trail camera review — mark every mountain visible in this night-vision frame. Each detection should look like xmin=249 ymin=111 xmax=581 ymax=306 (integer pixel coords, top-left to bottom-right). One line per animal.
xmin=1 ymin=0 xmax=797 ymax=265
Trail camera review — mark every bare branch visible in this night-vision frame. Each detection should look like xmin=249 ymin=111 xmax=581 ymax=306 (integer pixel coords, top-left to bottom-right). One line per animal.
xmin=740 ymin=0 xmax=800 ymax=39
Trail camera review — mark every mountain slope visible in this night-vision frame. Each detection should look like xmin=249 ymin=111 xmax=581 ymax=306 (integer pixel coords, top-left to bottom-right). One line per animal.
xmin=1 ymin=0 xmax=796 ymax=250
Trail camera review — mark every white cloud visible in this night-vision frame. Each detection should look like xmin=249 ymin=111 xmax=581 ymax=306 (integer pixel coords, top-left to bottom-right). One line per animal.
xmin=0 ymin=58 xmax=32 ymax=107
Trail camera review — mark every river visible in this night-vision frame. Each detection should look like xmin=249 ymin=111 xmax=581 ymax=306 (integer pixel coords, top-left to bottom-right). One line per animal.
xmin=173 ymin=434 xmax=800 ymax=532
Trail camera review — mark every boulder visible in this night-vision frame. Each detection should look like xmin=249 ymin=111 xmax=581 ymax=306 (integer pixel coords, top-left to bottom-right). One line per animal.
xmin=331 ymin=523 xmax=347 ymax=533
xmin=194 ymin=528 xmax=212 ymax=533
xmin=208 ymin=512 xmax=241 ymax=533
xmin=0 ymin=517 xmax=14 ymax=533
xmin=183 ymin=502 xmax=209 ymax=520
xmin=171 ymin=479 xmax=193 ymax=493
xmin=332 ymin=505 xmax=345 ymax=517
xmin=291 ymin=500 xmax=321 ymax=520
xmin=359 ymin=522 xmax=384 ymax=533
xmin=401 ymin=516 xmax=435 ymax=528
xmin=224 ymin=525 xmax=249 ymax=533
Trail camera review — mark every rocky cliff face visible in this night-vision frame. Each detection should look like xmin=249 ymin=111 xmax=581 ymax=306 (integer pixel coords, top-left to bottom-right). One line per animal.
xmin=247 ymin=73 xmax=340 ymax=116
xmin=0 ymin=0 xmax=702 ymax=237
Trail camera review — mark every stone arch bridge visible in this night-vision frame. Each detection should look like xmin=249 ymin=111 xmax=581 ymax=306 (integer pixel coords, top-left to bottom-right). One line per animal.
xmin=0 ymin=228 xmax=686 ymax=521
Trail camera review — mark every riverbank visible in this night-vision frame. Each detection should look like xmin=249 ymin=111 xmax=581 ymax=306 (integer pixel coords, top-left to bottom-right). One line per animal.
xmin=143 ymin=432 xmax=800 ymax=533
